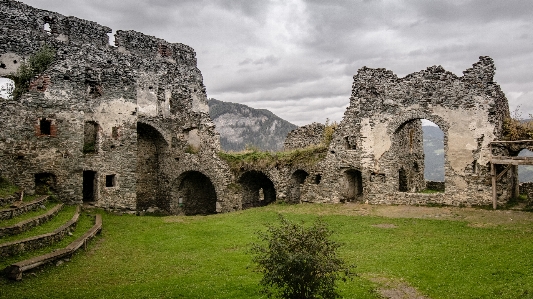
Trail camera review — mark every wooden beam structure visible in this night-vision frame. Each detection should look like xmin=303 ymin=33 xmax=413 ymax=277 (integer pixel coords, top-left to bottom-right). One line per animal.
xmin=490 ymin=140 xmax=533 ymax=209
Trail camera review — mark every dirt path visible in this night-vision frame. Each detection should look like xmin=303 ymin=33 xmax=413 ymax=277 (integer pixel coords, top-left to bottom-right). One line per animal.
xmin=333 ymin=203 xmax=533 ymax=228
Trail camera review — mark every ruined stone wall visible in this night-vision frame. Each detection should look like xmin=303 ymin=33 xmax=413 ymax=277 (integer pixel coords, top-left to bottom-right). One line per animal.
xmin=283 ymin=122 xmax=324 ymax=150
xmin=295 ymin=58 xmax=510 ymax=207
xmin=0 ymin=0 xmax=236 ymax=214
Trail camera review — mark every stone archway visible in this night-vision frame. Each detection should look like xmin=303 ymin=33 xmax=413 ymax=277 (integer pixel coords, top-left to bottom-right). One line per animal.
xmin=239 ymin=170 xmax=276 ymax=209
xmin=171 ymin=171 xmax=217 ymax=215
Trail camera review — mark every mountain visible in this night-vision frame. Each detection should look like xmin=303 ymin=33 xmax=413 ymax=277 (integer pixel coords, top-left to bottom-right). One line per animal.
xmin=208 ymin=98 xmax=298 ymax=151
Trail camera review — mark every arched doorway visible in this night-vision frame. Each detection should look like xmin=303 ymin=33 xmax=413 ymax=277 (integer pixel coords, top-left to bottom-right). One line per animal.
xmin=287 ymin=169 xmax=308 ymax=203
xmin=344 ymin=169 xmax=363 ymax=201
xmin=136 ymin=122 xmax=168 ymax=210
xmin=393 ymin=118 xmax=446 ymax=192
xmin=172 ymin=171 xmax=217 ymax=215
xmin=239 ymin=170 xmax=276 ymax=209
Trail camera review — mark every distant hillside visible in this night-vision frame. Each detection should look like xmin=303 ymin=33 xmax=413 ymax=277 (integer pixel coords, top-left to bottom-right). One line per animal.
xmin=208 ymin=99 xmax=298 ymax=151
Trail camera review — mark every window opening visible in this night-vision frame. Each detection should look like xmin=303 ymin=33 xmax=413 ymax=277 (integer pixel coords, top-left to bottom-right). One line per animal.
xmin=106 ymin=174 xmax=116 ymax=187
xmin=35 ymin=172 xmax=56 ymax=194
xmin=83 ymin=121 xmax=98 ymax=153
xmin=44 ymin=23 xmax=51 ymax=34
xmin=112 ymin=126 xmax=119 ymax=140
xmin=107 ymin=30 xmax=116 ymax=47
xmin=0 ymin=77 xmax=14 ymax=99
xmin=40 ymin=118 xmax=51 ymax=135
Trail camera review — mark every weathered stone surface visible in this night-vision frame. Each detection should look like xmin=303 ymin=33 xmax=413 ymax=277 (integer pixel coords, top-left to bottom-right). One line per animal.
xmin=0 ymin=0 xmax=237 ymax=215
xmin=284 ymin=122 xmax=325 ymax=150
xmin=0 ymin=0 xmax=520 ymax=213
xmin=279 ymin=59 xmax=512 ymax=207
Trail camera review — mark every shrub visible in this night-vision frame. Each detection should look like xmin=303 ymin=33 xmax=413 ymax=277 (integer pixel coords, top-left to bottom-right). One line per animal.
xmin=502 ymin=106 xmax=533 ymax=141
xmin=7 ymin=45 xmax=55 ymax=100
xmin=251 ymin=215 xmax=354 ymax=299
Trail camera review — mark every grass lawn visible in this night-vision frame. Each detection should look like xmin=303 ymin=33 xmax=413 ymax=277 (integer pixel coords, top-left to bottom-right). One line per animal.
xmin=0 ymin=203 xmax=532 ymax=299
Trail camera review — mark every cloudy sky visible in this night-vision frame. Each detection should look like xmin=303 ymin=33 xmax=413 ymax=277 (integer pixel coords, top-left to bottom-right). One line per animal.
xmin=14 ymin=0 xmax=533 ymax=125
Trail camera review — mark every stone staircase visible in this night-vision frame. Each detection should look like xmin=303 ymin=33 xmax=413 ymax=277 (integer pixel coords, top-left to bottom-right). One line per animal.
xmin=0 ymin=185 xmax=102 ymax=280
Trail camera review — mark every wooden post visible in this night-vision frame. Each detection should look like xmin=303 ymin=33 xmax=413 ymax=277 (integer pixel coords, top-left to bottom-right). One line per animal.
xmin=491 ymin=162 xmax=497 ymax=210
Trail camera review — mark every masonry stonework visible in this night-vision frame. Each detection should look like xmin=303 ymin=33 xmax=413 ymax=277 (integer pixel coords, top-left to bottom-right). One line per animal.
xmin=0 ymin=0 xmax=240 ymax=214
xmin=0 ymin=0 xmax=519 ymax=213
xmin=283 ymin=60 xmax=512 ymax=207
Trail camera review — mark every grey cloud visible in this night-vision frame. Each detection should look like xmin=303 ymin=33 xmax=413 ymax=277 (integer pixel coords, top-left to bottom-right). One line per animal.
xmin=239 ymin=55 xmax=279 ymax=66
xmin=17 ymin=0 xmax=533 ymax=122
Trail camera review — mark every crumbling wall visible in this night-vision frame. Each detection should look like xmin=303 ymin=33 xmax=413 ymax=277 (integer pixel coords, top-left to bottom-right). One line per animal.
xmin=284 ymin=122 xmax=324 ymax=150
xmin=0 ymin=0 xmax=236 ymax=214
xmin=299 ymin=58 xmax=510 ymax=206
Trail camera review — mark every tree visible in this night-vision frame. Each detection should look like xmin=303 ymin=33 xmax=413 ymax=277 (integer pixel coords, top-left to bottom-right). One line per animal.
xmin=251 ymin=215 xmax=354 ymax=299
xmin=7 ymin=45 xmax=55 ymax=100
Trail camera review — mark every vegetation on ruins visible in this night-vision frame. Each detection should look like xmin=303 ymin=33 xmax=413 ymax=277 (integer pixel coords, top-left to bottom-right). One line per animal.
xmin=218 ymin=122 xmax=337 ymax=172
xmin=0 ymin=177 xmax=19 ymax=199
xmin=251 ymin=215 xmax=353 ymax=299
xmin=502 ymin=107 xmax=533 ymax=141
xmin=1 ymin=204 xmax=532 ymax=298
xmin=7 ymin=45 xmax=55 ymax=100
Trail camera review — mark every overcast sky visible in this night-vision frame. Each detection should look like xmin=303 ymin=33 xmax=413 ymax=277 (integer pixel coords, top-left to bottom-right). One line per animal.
xmin=13 ymin=0 xmax=533 ymax=125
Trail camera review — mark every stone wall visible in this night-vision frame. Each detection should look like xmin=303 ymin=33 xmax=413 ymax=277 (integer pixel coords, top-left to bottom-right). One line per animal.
xmin=0 ymin=196 xmax=48 ymax=220
xmin=0 ymin=0 xmax=517 ymax=213
xmin=0 ymin=0 xmax=236 ymax=214
xmin=284 ymin=122 xmax=324 ymax=150
xmin=281 ymin=58 xmax=511 ymax=207
xmin=0 ymin=203 xmax=63 ymax=238
xmin=0 ymin=205 xmax=79 ymax=258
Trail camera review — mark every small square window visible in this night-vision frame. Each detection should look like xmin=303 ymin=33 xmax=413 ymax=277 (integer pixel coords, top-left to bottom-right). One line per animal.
xmin=40 ymin=118 xmax=51 ymax=135
xmin=105 ymin=174 xmax=116 ymax=187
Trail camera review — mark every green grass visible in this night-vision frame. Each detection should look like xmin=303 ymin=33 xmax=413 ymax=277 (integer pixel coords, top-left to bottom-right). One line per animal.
xmin=0 ymin=211 xmax=95 ymax=269
xmin=218 ymin=122 xmax=337 ymax=172
xmin=0 ymin=204 xmax=532 ymax=298
xmin=0 ymin=178 xmax=20 ymax=199
xmin=0 ymin=202 xmax=59 ymax=228
xmin=0 ymin=205 xmax=77 ymax=245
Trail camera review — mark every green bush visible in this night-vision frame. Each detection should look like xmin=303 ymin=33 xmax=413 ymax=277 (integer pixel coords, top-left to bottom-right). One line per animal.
xmin=251 ymin=215 xmax=354 ymax=299
xmin=7 ymin=45 xmax=55 ymax=100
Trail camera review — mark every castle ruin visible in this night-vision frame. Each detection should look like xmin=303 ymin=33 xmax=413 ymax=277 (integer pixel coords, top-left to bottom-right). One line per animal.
xmin=0 ymin=0 xmax=525 ymax=215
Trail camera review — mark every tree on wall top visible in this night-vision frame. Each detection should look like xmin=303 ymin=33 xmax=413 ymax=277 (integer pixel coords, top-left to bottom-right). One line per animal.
xmin=7 ymin=45 xmax=55 ymax=100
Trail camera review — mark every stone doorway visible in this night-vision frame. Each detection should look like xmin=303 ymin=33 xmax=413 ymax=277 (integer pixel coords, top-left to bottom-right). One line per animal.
xmin=172 ymin=171 xmax=217 ymax=215
xmin=83 ymin=170 xmax=97 ymax=202
xmin=287 ymin=169 xmax=308 ymax=203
